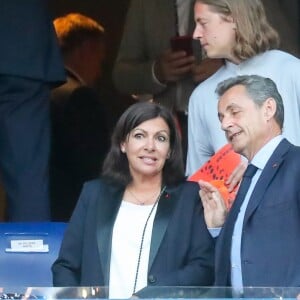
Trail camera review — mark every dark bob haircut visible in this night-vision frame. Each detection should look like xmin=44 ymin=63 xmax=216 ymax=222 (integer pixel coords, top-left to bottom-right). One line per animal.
xmin=102 ymin=102 xmax=185 ymax=186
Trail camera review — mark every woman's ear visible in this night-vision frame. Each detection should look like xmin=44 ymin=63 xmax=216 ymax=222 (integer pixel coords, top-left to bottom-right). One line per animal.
xmin=120 ymin=143 xmax=126 ymax=153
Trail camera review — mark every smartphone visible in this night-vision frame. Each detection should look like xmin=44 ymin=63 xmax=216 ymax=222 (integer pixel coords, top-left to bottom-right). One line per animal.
xmin=170 ymin=35 xmax=193 ymax=56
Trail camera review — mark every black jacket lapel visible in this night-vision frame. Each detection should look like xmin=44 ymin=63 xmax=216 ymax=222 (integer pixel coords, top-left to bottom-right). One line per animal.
xmin=148 ymin=186 xmax=178 ymax=270
xmin=96 ymin=183 xmax=124 ymax=285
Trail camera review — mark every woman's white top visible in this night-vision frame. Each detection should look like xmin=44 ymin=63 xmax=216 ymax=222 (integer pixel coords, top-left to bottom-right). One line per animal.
xmin=109 ymin=200 xmax=158 ymax=299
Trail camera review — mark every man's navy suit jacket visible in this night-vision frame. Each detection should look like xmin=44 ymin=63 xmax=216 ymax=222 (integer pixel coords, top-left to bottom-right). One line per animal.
xmin=215 ymin=139 xmax=300 ymax=287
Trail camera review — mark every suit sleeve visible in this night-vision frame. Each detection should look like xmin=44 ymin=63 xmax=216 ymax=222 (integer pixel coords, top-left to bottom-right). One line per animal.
xmin=51 ymin=182 xmax=93 ymax=286
xmin=112 ymin=0 xmax=167 ymax=95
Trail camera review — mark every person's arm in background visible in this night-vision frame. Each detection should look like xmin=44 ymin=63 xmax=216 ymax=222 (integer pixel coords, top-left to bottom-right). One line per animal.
xmin=186 ymin=83 xmax=218 ymax=175
xmin=113 ymin=0 xmax=161 ymax=95
xmin=52 ymin=183 xmax=92 ymax=286
xmin=113 ymin=0 xmax=197 ymax=97
xmin=113 ymin=0 xmax=224 ymax=100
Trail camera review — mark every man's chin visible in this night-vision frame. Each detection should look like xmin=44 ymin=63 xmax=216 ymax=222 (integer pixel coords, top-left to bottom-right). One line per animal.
xmin=231 ymin=143 xmax=242 ymax=155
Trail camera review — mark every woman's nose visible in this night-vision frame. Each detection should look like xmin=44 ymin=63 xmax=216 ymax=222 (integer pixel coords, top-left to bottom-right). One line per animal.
xmin=144 ymin=138 xmax=155 ymax=151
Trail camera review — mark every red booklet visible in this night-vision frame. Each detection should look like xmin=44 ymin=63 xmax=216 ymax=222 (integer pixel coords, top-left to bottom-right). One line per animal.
xmin=188 ymin=144 xmax=241 ymax=209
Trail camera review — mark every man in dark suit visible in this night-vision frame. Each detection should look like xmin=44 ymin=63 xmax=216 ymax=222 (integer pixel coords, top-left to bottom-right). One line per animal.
xmin=0 ymin=0 xmax=65 ymax=221
xmin=50 ymin=13 xmax=110 ymax=221
xmin=199 ymin=75 xmax=300 ymax=293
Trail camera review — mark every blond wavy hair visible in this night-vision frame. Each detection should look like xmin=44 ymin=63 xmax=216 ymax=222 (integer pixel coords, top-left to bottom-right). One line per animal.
xmin=195 ymin=0 xmax=280 ymax=61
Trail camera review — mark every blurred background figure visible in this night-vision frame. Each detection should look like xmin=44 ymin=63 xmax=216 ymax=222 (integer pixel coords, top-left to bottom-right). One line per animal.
xmin=0 ymin=0 xmax=65 ymax=221
xmin=112 ymin=0 xmax=223 ymax=162
xmin=263 ymin=0 xmax=300 ymax=57
xmin=50 ymin=13 xmax=110 ymax=221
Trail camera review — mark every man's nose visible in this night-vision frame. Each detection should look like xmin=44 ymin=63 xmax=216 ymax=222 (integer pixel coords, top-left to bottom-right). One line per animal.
xmin=193 ymin=25 xmax=203 ymax=40
xmin=221 ymin=116 xmax=232 ymax=131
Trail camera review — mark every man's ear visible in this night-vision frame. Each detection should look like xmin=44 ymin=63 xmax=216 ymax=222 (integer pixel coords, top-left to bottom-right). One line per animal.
xmin=263 ymin=97 xmax=277 ymax=121
xmin=225 ymin=15 xmax=236 ymax=30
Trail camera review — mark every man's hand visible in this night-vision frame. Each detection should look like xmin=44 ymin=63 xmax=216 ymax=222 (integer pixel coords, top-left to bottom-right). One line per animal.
xmin=226 ymin=160 xmax=247 ymax=193
xmin=198 ymin=180 xmax=227 ymax=228
xmin=154 ymin=49 xmax=195 ymax=83
xmin=192 ymin=58 xmax=224 ymax=83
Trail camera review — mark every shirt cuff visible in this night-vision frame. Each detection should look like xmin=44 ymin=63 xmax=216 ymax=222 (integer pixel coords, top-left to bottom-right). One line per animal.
xmin=152 ymin=61 xmax=167 ymax=87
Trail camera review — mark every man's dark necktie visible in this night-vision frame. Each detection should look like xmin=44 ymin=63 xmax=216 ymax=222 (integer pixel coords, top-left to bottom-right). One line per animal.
xmin=219 ymin=164 xmax=258 ymax=285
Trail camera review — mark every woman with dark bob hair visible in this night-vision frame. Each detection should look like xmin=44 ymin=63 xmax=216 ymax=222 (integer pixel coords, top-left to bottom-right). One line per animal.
xmin=52 ymin=102 xmax=214 ymax=298
xmin=102 ymin=101 xmax=185 ymax=186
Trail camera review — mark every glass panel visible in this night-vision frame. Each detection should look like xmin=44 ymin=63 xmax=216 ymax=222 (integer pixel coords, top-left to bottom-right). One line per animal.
xmin=1 ymin=287 xmax=300 ymax=299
